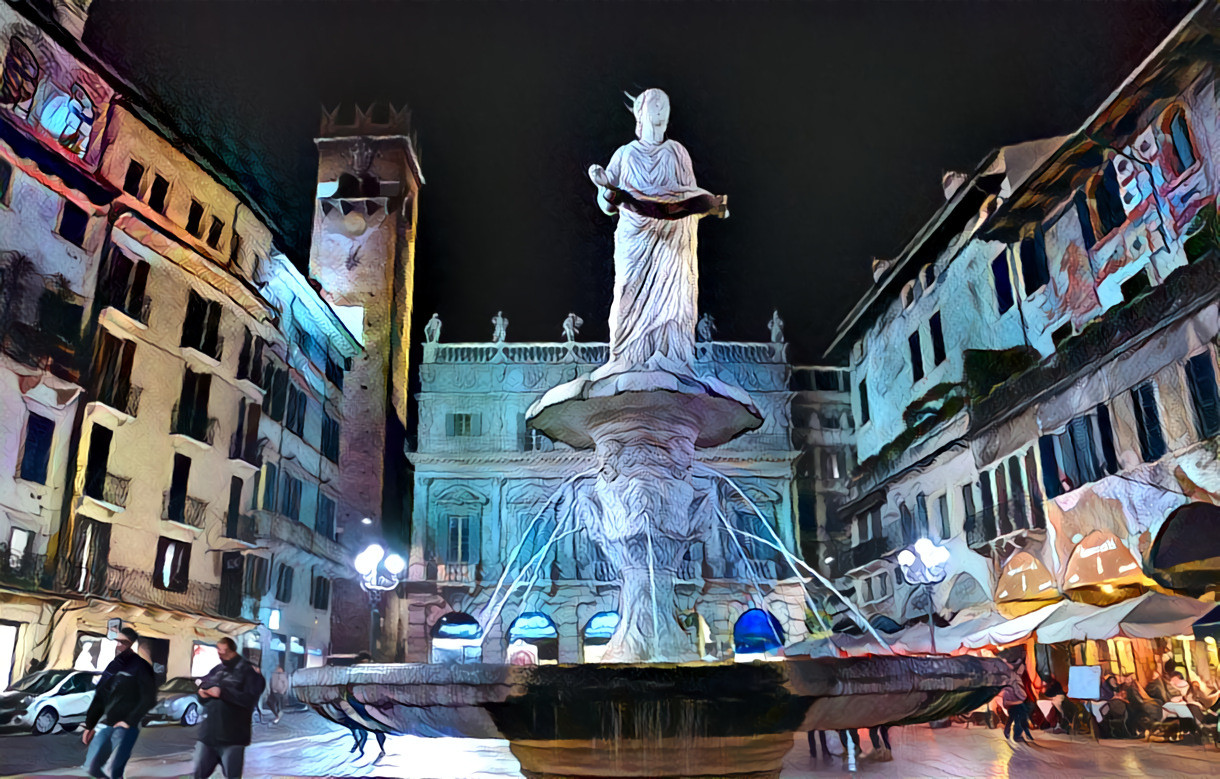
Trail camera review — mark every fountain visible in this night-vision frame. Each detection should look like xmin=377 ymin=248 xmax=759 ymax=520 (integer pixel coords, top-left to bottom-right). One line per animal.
xmin=293 ymin=88 xmax=1013 ymax=778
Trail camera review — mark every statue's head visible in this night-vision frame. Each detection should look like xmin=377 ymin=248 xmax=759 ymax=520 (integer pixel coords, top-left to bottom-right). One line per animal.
xmin=628 ymin=88 xmax=670 ymax=142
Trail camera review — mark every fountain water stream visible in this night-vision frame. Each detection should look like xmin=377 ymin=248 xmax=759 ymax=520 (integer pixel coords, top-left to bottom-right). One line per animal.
xmin=293 ymin=87 xmax=1013 ymax=779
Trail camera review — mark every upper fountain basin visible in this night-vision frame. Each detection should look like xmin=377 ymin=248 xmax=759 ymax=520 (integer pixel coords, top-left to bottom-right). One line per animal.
xmin=526 ymin=367 xmax=763 ymax=449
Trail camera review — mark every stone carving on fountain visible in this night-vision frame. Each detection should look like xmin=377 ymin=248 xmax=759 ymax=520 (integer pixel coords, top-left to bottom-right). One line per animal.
xmin=527 ymin=88 xmax=758 ymax=662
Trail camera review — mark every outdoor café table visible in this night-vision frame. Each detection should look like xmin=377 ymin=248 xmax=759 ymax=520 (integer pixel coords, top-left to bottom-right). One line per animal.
xmin=1163 ymin=702 xmax=1195 ymax=720
xmin=1088 ymin=701 xmax=1108 ymax=722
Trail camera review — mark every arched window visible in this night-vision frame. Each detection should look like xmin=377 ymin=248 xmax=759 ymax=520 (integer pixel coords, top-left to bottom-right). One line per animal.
xmin=900 ymin=280 xmax=917 ymax=309
xmin=1090 ymin=161 xmax=1127 ymax=238
xmin=507 ymin=612 xmax=559 ymax=664
xmin=430 ymin=612 xmax=482 ymax=664
xmin=1161 ymin=107 xmax=1196 ymax=178
xmin=732 ymin=608 xmax=785 ymax=657
xmin=334 ymin=173 xmax=361 ymax=199
xmin=580 ymin=611 xmax=620 ymax=663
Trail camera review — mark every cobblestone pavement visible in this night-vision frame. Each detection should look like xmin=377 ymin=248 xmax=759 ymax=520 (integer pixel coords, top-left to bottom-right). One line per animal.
xmin=10 ymin=716 xmax=1220 ymax=777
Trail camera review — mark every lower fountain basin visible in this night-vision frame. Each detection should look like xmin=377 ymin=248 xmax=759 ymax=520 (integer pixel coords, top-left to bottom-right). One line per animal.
xmin=293 ymin=655 xmax=1012 ymax=778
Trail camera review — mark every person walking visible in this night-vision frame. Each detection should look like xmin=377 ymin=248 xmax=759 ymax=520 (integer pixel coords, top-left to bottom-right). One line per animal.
xmin=192 ymin=637 xmax=266 ymax=779
xmin=81 ymin=627 xmax=157 ymax=779
xmin=806 ymin=729 xmax=830 ymax=760
xmin=269 ymin=666 xmax=289 ymax=723
xmin=1002 ymin=660 xmax=1034 ymax=744
xmin=837 ymin=728 xmax=862 ymax=759
xmin=867 ymin=725 xmax=893 ymax=761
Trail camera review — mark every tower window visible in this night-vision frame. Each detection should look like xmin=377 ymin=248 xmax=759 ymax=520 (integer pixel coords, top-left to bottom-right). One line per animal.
xmin=122 ymin=159 xmax=144 ymax=197
xmin=148 ymin=174 xmax=169 ymax=214
xmin=186 ymin=199 xmax=204 ymax=236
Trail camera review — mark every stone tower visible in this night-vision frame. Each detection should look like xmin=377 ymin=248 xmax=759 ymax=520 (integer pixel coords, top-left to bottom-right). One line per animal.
xmin=308 ymin=104 xmax=423 ymax=555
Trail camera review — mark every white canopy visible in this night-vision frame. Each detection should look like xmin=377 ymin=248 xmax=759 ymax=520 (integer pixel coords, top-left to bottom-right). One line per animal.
xmin=961 ymin=601 xmax=1066 ymax=648
xmin=1035 ymin=592 xmax=1210 ymax=644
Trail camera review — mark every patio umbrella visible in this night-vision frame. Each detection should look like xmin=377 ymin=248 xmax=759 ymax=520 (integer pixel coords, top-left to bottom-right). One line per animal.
xmin=1191 ymin=604 xmax=1220 ymax=642
xmin=1150 ymin=502 xmax=1220 ymax=594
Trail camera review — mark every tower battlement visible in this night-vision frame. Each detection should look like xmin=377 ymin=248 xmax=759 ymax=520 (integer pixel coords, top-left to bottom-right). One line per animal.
xmin=320 ymin=103 xmax=414 ymax=139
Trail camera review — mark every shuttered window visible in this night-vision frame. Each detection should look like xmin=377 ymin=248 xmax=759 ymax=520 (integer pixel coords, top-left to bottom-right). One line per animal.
xmin=1185 ymin=353 xmax=1220 ymax=439
xmin=1131 ymin=382 xmax=1167 ymax=462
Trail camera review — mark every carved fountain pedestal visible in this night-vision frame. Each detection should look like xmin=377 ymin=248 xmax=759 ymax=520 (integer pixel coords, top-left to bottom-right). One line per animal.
xmin=527 ymin=365 xmax=763 ymax=663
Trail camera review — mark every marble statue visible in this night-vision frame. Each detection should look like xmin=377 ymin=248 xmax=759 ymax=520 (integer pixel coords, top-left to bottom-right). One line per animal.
xmin=562 ymin=312 xmax=583 ymax=343
xmin=528 ymin=88 xmax=760 ymax=663
xmin=423 ymin=313 xmax=442 ymax=344
xmin=588 ymin=88 xmax=728 ymax=373
xmin=768 ymin=310 xmax=785 ymax=343
xmin=696 ymin=312 xmax=715 ymax=342
xmin=491 ymin=311 xmax=508 ymax=343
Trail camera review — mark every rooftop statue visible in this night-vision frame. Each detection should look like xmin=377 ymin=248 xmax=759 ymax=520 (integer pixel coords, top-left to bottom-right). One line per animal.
xmin=562 ymin=312 xmax=583 ymax=343
xmin=491 ymin=311 xmax=508 ymax=343
xmin=423 ymin=313 xmax=442 ymax=344
xmin=588 ymin=88 xmax=728 ymax=374
xmin=768 ymin=310 xmax=785 ymax=343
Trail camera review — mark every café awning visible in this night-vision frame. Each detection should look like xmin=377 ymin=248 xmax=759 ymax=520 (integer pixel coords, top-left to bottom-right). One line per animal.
xmin=1035 ymin=592 xmax=1210 ymax=644
xmin=1193 ymin=605 xmax=1220 ymax=642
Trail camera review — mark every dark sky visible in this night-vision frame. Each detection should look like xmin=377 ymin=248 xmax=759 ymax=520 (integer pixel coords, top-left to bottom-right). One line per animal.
xmin=83 ymin=0 xmax=1192 ymax=364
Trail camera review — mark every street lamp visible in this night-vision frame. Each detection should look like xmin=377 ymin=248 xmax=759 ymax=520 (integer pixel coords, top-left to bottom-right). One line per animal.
xmin=897 ymin=538 xmax=950 ymax=654
xmin=353 ymin=540 xmax=407 ymax=658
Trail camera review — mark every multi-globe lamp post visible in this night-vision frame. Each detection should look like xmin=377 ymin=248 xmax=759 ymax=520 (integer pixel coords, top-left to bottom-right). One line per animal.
xmin=897 ymin=537 xmax=950 ymax=654
xmin=353 ymin=540 xmax=407 ymax=657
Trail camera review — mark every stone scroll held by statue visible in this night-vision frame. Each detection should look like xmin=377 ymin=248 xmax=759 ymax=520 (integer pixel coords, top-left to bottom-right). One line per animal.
xmin=588 ymin=88 xmax=728 ymax=375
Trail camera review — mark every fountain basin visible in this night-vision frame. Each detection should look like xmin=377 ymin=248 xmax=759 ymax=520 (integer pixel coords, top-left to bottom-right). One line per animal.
xmin=527 ymin=368 xmax=762 ymax=449
xmin=293 ymin=656 xmax=1012 ymax=778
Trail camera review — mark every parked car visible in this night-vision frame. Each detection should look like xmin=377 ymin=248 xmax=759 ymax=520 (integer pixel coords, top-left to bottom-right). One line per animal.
xmin=0 ymin=669 xmax=101 ymax=734
xmin=143 ymin=676 xmax=203 ymax=727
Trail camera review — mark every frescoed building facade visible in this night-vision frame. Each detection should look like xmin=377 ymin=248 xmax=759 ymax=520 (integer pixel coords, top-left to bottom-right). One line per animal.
xmin=403 ymin=338 xmax=805 ymax=663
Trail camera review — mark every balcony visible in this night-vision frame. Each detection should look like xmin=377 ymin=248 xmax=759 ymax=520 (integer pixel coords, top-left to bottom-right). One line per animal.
xmin=253 ymin=510 xmax=348 ymax=566
xmin=171 ymin=405 xmax=217 ymax=446
xmin=0 ymin=545 xmax=48 ymax=591
xmin=436 ymin=562 xmax=476 ymax=583
xmin=164 ymin=491 xmax=208 ymax=529
xmin=182 ymin=334 xmax=225 ymax=365
xmin=63 ymin=562 xmax=224 ymax=619
xmin=96 ymin=382 xmax=141 ymax=419
xmin=100 ymin=293 xmax=151 ymax=329
xmin=845 ymin=536 xmax=888 ymax=572
xmin=224 ymin=512 xmax=257 ymax=544
xmin=83 ymin=471 xmax=130 ymax=510
xmin=228 ymin=432 xmax=261 ymax=469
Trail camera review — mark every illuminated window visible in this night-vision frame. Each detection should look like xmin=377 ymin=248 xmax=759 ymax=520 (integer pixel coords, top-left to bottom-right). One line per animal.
xmin=153 ymin=537 xmax=190 ymax=592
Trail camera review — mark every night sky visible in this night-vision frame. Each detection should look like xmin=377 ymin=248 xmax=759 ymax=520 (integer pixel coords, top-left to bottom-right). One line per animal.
xmin=83 ymin=0 xmax=1192 ymax=364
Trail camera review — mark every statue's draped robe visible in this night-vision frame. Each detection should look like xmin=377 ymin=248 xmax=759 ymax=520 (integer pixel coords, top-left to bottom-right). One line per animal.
xmin=600 ymin=139 xmax=712 ymax=374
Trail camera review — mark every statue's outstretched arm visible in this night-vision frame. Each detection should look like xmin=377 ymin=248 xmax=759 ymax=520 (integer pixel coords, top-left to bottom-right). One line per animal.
xmin=589 ymin=148 xmax=625 ymax=216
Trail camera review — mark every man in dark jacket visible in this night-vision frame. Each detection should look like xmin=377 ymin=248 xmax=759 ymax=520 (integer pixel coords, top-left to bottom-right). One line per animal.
xmin=193 ymin=637 xmax=265 ymax=779
xmin=81 ymin=626 xmax=157 ymax=779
